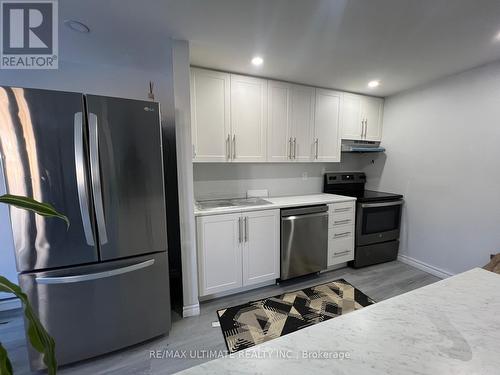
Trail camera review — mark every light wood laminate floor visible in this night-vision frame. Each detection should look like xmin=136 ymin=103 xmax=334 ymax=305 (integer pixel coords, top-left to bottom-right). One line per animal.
xmin=1 ymin=261 xmax=440 ymax=375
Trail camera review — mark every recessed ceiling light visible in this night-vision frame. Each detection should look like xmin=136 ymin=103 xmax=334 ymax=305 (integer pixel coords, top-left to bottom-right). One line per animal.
xmin=251 ymin=56 xmax=263 ymax=66
xmin=64 ymin=20 xmax=90 ymax=33
xmin=368 ymin=80 xmax=380 ymax=88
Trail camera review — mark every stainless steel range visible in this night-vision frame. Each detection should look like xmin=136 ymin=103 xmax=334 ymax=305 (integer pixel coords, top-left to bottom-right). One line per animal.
xmin=323 ymin=172 xmax=403 ymax=268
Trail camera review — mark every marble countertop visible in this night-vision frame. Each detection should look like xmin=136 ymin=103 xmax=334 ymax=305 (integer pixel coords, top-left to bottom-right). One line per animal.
xmin=178 ymin=268 xmax=500 ymax=374
xmin=194 ymin=193 xmax=356 ymax=216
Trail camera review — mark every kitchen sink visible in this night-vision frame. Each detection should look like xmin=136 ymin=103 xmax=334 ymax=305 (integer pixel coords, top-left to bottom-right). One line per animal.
xmin=196 ymin=197 xmax=272 ymax=210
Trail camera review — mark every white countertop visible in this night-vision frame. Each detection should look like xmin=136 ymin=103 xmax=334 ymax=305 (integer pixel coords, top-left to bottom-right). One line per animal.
xmin=194 ymin=193 xmax=356 ymax=216
xmin=177 ymin=268 xmax=500 ymax=374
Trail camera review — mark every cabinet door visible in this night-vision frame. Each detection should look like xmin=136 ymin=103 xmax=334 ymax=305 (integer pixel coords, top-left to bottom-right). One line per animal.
xmin=242 ymin=210 xmax=280 ymax=286
xmin=231 ymin=74 xmax=267 ymax=162
xmin=267 ymin=81 xmax=292 ymax=162
xmin=197 ymin=213 xmax=242 ymax=296
xmin=191 ymin=68 xmax=231 ymax=162
xmin=341 ymin=93 xmax=363 ymax=140
xmin=362 ymin=96 xmax=384 ymax=141
xmin=314 ymin=89 xmax=341 ymax=162
xmin=290 ymin=84 xmax=315 ymax=161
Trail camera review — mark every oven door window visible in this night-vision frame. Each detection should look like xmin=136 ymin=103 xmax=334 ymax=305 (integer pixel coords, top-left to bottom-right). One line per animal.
xmin=362 ymin=204 xmax=402 ymax=234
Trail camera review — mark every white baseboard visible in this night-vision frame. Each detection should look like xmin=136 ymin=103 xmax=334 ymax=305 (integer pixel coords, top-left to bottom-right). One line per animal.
xmin=0 ymin=298 xmax=21 ymax=311
xmin=398 ymin=254 xmax=454 ymax=279
xmin=182 ymin=303 xmax=200 ymax=317
xmin=198 ymin=279 xmax=276 ymax=302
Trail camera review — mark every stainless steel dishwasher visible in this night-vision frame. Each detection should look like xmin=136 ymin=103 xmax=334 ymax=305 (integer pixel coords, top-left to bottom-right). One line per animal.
xmin=281 ymin=205 xmax=328 ymax=280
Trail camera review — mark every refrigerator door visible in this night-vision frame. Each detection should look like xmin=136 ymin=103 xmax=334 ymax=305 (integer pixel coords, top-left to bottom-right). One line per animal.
xmin=0 ymin=87 xmax=98 ymax=272
xmin=19 ymin=251 xmax=171 ymax=370
xmin=85 ymin=95 xmax=167 ymax=260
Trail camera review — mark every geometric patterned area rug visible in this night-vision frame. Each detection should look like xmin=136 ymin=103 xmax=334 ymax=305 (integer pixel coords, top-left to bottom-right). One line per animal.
xmin=217 ymin=279 xmax=375 ymax=353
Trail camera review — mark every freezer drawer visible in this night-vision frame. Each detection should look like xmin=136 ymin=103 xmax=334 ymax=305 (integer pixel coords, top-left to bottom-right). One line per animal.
xmin=19 ymin=252 xmax=171 ymax=370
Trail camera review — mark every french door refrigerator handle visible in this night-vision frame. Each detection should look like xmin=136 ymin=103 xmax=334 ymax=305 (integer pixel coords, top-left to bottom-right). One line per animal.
xmin=88 ymin=112 xmax=108 ymax=245
xmin=35 ymin=259 xmax=155 ymax=284
xmin=74 ymin=112 xmax=95 ymax=246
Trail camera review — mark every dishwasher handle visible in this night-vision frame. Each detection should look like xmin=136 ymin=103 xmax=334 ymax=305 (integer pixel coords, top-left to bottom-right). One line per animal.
xmin=281 ymin=211 xmax=328 ymax=222
xmin=281 ymin=205 xmax=328 ymax=217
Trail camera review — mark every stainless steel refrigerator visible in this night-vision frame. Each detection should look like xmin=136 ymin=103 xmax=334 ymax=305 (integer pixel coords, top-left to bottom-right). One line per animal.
xmin=0 ymin=87 xmax=171 ymax=370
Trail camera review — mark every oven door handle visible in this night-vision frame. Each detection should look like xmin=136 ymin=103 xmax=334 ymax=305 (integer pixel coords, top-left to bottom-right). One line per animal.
xmin=361 ymin=200 xmax=403 ymax=208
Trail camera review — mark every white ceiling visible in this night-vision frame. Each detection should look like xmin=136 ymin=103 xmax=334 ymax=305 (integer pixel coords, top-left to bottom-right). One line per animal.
xmin=60 ymin=0 xmax=500 ymax=96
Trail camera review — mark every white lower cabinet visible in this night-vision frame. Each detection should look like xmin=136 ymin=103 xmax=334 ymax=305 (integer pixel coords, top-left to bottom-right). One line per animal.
xmin=196 ymin=213 xmax=242 ymax=295
xmin=327 ymin=202 xmax=355 ymax=266
xmin=242 ymin=210 xmax=280 ymax=286
xmin=197 ymin=209 xmax=280 ymax=297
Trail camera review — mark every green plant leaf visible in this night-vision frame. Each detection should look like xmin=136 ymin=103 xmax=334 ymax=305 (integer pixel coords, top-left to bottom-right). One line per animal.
xmin=0 ymin=194 xmax=69 ymax=228
xmin=0 ymin=276 xmax=57 ymax=375
xmin=0 ymin=342 xmax=13 ymax=375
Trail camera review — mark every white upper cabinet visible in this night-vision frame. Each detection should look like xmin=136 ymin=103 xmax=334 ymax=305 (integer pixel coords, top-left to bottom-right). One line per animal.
xmin=342 ymin=94 xmax=384 ymax=142
xmin=191 ymin=67 xmax=384 ymax=162
xmin=341 ymin=93 xmax=363 ymax=140
xmin=230 ymin=74 xmax=267 ymax=162
xmin=362 ymin=96 xmax=384 ymax=141
xmin=313 ymin=89 xmax=342 ymax=162
xmin=267 ymin=82 xmax=315 ymax=162
xmin=190 ymin=68 xmax=231 ymax=162
xmin=290 ymin=84 xmax=315 ymax=161
xmin=267 ymin=80 xmax=291 ymax=162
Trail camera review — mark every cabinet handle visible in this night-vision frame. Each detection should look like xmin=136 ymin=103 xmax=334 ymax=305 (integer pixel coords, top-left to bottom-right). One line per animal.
xmin=334 ymin=232 xmax=351 ymax=238
xmin=232 ymin=134 xmax=236 ymax=159
xmin=244 ymin=216 xmax=248 ymax=242
xmin=334 ymin=207 xmax=351 ymax=213
xmin=334 ymin=250 xmax=351 ymax=256
xmin=315 ymin=138 xmax=319 ymax=159
xmin=334 ymin=219 xmax=351 ymax=225
xmin=293 ymin=137 xmax=297 ymax=159
xmin=238 ymin=217 xmax=242 ymax=243
xmin=361 ymin=119 xmax=364 ymax=138
xmin=288 ymin=137 xmax=292 ymax=159
xmin=192 ymin=144 xmax=196 ymax=158
xmin=226 ymin=134 xmax=231 ymax=160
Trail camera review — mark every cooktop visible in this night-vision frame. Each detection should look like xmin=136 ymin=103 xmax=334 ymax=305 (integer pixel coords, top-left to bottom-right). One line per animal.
xmin=336 ymin=189 xmax=403 ymax=203
xmin=323 ymin=172 xmax=403 ymax=203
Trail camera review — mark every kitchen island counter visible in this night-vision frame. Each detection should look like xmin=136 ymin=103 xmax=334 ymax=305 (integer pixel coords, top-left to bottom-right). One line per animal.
xmin=178 ymin=268 xmax=500 ymax=375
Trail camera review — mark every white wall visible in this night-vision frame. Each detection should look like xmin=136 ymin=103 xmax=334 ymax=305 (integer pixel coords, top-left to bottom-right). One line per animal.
xmin=0 ymin=59 xmax=172 ymax=101
xmin=172 ymin=40 xmax=200 ymax=317
xmin=363 ymin=61 xmax=500 ymax=276
xmin=193 ymin=154 xmax=363 ymax=200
